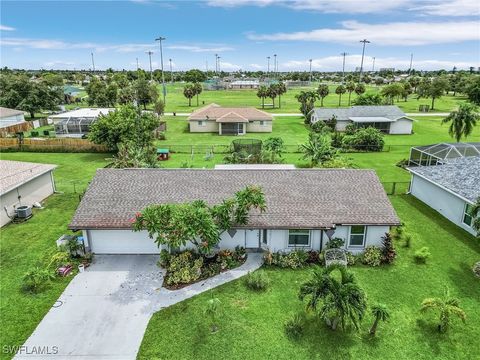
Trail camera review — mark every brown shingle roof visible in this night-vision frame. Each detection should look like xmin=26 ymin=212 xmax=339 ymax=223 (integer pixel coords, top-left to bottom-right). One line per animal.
xmin=189 ymin=103 xmax=273 ymax=121
xmin=0 ymin=160 xmax=57 ymax=195
xmin=69 ymin=168 xmax=399 ymax=230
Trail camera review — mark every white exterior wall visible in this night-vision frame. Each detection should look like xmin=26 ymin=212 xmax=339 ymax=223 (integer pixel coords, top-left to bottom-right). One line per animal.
xmin=389 ymin=118 xmax=413 ymax=134
xmin=189 ymin=120 xmax=219 ymax=133
xmin=0 ymin=113 xmax=26 ymax=128
xmin=410 ymin=174 xmax=475 ymax=235
xmin=246 ymin=121 xmax=272 ymax=133
xmin=1 ymin=171 xmax=55 ymax=227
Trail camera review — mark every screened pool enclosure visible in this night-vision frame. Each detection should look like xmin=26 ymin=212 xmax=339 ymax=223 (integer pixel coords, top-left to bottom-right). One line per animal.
xmin=408 ymin=142 xmax=480 ymax=167
xmin=54 ymin=117 xmax=96 ymax=137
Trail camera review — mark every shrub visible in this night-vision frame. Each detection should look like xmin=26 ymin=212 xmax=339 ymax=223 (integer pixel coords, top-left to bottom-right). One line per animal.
xmin=403 ymin=233 xmax=413 ymax=248
xmin=346 ymin=251 xmax=357 ymax=266
xmin=414 ymin=247 xmax=431 ymax=264
xmin=342 ymin=127 xmax=385 ymax=152
xmin=166 ymin=251 xmax=203 ymax=286
xmin=159 ymin=249 xmax=171 ymax=268
xmin=381 ymin=232 xmax=397 ymax=264
xmin=43 ymin=130 xmax=50 ymax=136
xmin=48 ymin=251 xmax=71 ymax=269
xmin=472 ymin=262 xmax=480 ymax=278
xmin=362 ymin=246 xmax=382 ymax=267
xmin=217 ymin=249 xmax=239 ymax=270
xmin=396 ymin=158 xmax=409 ymax=168
xmin=22 ymin=267 xmax=55 ymax=293
xmin=244 ymin=271 xmax=270 ymax=291
xmin=326 ymin=237 xmax=345 ymax=249
xmin=268 ymin=250 xmax=309 ymax=269
xmin=284 ymin=313 xmax=305 ymax=340
xmin=203 ymin=262 xmax=221 ymax=278
xmin=331 ymin=131 xmax=344 ymax=148
xmin=234 ymin=245 xmax=247 ymax=260
xmin=310 ymin=120 xmax=330 ymax=134
xmin=306 ymin=250 xmax=319 ymax=264
xmin=30 ymin=131 xmax=39 ymax=137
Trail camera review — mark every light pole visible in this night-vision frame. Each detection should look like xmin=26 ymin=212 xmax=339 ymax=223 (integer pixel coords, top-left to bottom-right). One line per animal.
xmin=217 ymin=56 xmax=221 ymax=73
xmin=136 ymin=57 xmax=139 ymax=70
xmin=169 ymin=58 xmax=173 ymax=84
xmin=372 ymin=57 xmax=376 ymax=72
xmin=309 ymin=59 xmax=312 ymax=83
xmin=408 ymin=53 xmax=413 ymax=75
xmin=146 ymin=51 xmax=154 ymax=80
xmin=273 ymin=54 xmax=277 ymax=78
xmin=340 ymin=52 xmax=348 ymax=83
xmin=215 ymin=54 xmax=218 ymax=74
xmin=155 ymin=36 xmax=167 ymax=104
xmin=91 ymin=52 xmax=95 ymax=72
xmin=358 ymin=39 xmax=370 ymax=83
xmin=267 ymin=56 xmax=270 ymax=78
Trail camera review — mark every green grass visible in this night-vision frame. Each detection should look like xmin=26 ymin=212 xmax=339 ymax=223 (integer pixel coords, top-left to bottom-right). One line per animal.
xmin=0 ymin=153 xmax=108 ymax=358
xmin=138 ymin=195 xmax=480 ymax=360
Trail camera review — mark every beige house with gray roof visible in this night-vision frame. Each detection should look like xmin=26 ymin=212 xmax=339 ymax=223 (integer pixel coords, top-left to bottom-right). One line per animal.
xmin=188 ymin=103 xmax=273 ymax=135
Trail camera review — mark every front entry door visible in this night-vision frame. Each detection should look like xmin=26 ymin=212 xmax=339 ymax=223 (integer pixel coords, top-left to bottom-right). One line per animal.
xmin=245 ymin=229 xmax=260 ymax=248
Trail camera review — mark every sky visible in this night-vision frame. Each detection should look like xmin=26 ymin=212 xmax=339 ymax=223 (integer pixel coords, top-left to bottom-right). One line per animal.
xmin=1 ymin=0 xmax=479 ymax=72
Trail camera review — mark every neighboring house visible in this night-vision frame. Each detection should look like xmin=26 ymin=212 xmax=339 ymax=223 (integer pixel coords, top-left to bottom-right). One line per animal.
xmin=69 ymin=168 xmax=400 ymax=254
xmin=0 ymin=107 xmax=30 ymax=136
xmin=49 ymin=108 xmax=114 ymax=137
xmin=0 ymin=160 xmax=57 ymax=227
xmin=408 ymin=142 xmax=480 ymax=166
xmin=188 ymin=103 xmax=273 ymax=135
xmin=310 ymin=105 xmax=413 ymax=134
xmin=229 ymin=80 xmax=260 ymax=89
xmin=408 ymin=156 xmax=480 ymax=236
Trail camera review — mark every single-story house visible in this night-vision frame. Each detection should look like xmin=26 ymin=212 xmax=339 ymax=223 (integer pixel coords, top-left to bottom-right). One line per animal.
xmin=0 ymin=160 xmax=57 ymax=227
xmin=229 ymin=80 xmax=260 ymax=89
xmin=188 ymin=103 xmax=273 ymax=135
xmin=0 ymin=107 xmax=30 ymax=136
xmin=310 ymin=105 xmax=414 ymax=134
xmin=48 ymin=108 xmax=114 ymax=138
xmin=408 ymin=156 xmax=480 ymax=236
xmin=69 ymin=168 xmax=400 ymax=255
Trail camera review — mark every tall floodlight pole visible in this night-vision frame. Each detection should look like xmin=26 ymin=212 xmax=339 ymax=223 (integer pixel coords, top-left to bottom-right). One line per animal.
xmin=273 ymin=54 xmax=277 ymax=78
xmin=309 ymin=59 xmax=313 ymax=83
xmin=217 ymin=56 xmax=221 ymax=73
xmin=169 ymin=58 xmax=173 ymax=84
xmin=155 ymin=36 xmax=167 ymax=104
xmin=136 ymin=57 xmax=139 ymax=70
xmin=408 ymin=53 xmax=413 ymax=75
xmin=267 ymin=56 xmax=270 ymax=77
xmin=91 ymin=52 xmax=95 ymax=72
xmin=358 ymin=39 xmax=370 ymax=83
xmin=215 ymin=54 xmax=218 ymax=74
xmin=372 ymin=57 xmax=376 ymax=72
xmin=340 ymin=52 xmax=348 ymax=83
xmin=146 ymin=51 xmax=154 ymax=80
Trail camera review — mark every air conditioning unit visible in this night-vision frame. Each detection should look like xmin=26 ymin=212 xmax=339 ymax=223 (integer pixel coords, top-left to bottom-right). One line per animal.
xmin=16 ymin=206 xmax=32 ymax=219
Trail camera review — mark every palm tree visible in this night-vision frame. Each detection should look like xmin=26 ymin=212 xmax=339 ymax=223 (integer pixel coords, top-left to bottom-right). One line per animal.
xmin=346 ymin=82 xmax=356 ymax=106
xmin=317 ymin=84 xmax=330 ymax=107
xmin=299 ymin=133 xmax=337 ymax=166
xmin=183 ymin=84 xmax=195 ymax=106
xmin=267 ymin=84 xmax=278 ymax=108
xmin=441 ymin=103 xmax=479 ymax=142
xmin=421 ymin=287 xmax=466 ymax=333
xmin=299 ymin=264 xmax=367 ymax=330
xmin=276 ymin=82 xmax=287 ymax=109
xmin=257 ymin=85 xmax=268 ymax=109
xmin=204 ymin=296 xmax=222 ymax=332
xmin=193 ymin=82 xmax=203 ymax=106
xmin=369 ymin=303 xmax=390 ymax=335
xmin=335 ymin=85 xmax=346 ymax=106
xmin=354 ymin=83 xmax=366 ymax=97
xmin=295 ymin=90 xmax=319 ymax=122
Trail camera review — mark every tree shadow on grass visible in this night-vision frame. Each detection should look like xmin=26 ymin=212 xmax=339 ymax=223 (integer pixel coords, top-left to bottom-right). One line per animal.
xmin=447 ymin=262 xmax=480 ymax=300
xmin=415 ymin=318 xmax=449 ymax=357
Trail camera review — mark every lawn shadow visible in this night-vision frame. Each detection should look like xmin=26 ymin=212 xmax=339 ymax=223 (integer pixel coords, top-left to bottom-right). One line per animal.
xmin=415 ymin=318 xmax=450 ymax=356
xmin=447 ymin=262 xmax=480 ymax=299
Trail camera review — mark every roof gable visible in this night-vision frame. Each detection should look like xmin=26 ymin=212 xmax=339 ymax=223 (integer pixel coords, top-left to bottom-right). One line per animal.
xmin=189 ymin=104 xmax=273 ymax=121
xmin=313 ymin=105 xmax=406 ymax=121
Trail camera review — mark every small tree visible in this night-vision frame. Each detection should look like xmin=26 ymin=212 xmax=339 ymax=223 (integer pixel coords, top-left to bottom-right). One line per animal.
xmin=346 ymin=82 xmax=356 ymax=105
xmin=154 ymin=99 xmax=165 ymax=116
xmin=466 ymin=77 xmax=480 ymax=105
xmin=263 ymin=137 xmax=285 ymax=163
xmin=276 ymin=82 xmax=287 ymax=109
xmin=421 ymin=287 xmax=466 ymax=333
xmin=193 ymin=82 xmax=203 ymax=106
xmin=335 ymin=85 xmax=346 ymax=106
xmin=257 ymin=85 xmax=268 ymax=109
xmin=204 ymin=297 xmax=222 ymax=333
xmin=300 ymin=132 xmax=337 ymax=166
xmin=295 ymin=90 xmax=319 ymax=122
xmin=417 ymin=77 xmax=449 ymax=110
xmin=441 ymin=103 xmax=478 ymax=142
xmin=183 ymin=84 xmax=195 ymax=106
xmin=354 ymin=83 xmax=366 ymax=97
xmin=370 ymin=304 xmax=390 ymax=336
xmin=267 ymin=84 xmax=278 ymax=108
xmin=317 ymin=84 xmax=329 ymax=107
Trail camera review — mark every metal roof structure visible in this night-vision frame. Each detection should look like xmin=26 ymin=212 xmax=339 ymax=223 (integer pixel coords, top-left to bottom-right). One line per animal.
xmin=408 ymin=142 xmax=480 ymax=167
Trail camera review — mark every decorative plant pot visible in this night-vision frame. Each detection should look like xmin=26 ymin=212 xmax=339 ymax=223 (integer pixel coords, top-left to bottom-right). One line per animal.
xmin=78 ymin=264 xmax=85 ymax=273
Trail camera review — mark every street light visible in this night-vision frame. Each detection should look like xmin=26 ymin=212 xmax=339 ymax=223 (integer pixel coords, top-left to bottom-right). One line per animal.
xmin=145 ymin=51 xmax=154 ymax=80
xmin=358 ymin=39 xmax=370 ymax=83
xmin=91 ymin=52 xmax=95 ymax=72
xmin=267 ymin=56 xmax=270 ymax=77
xmin=273 ymin=54 xmax=277 ymax=78
xmin=169 ymin=58 xmax=173 ymax=84
xmin=340 ymin=52 xmax=348 ymax=83
xmin=309 ymin=59 xmax=312 ymax=83
xmin=215 ymin=54 xmax=218 ymax=74
xmin=217 ymin=56 xmax=221 ymax=73
xmin=155 ymin=36 xmax=167 ymax=104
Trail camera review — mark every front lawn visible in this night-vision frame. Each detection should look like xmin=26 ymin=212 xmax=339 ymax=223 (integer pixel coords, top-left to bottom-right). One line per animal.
xmin=0 ymin=153 xmax=108 ymax=359
xmin=138 ymin=195 xmax=480 ymax=360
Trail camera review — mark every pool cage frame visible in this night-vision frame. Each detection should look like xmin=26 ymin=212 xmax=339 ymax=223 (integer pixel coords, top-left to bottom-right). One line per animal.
xmin=408 ymin=142 xmax=480 ymax=167
xmin=54 ymin=117 xmax=97 ymax=137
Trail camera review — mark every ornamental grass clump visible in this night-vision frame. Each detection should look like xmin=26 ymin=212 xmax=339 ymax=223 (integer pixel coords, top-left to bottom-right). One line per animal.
xmin=244 ymin=271 xmax=270 ymax=291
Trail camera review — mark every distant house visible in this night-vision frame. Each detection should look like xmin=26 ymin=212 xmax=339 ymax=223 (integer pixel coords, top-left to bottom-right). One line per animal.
xmin=0 ymin=160 xmax=57 ymax=227
xmin=49 ymin=108 xmax=114 ymax=137
xmin=408 ymin=156 xmax=480 ymax=236
xmin=310 ymin=105 xmax=414 ymax=134
xmin=188 ymin=103 xmax=273 ymax=135
xmin=229 ymin=80 xmax=260 ymax=89
xmin=69 ymin=168 xmax=400 ymax=254
xmin=0 ymin=107 xmax=29 ymax=136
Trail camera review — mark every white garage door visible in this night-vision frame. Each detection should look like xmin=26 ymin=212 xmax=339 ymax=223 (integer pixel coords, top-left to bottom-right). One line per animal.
xmin=88 ymin=230 xmax=160 ymax=254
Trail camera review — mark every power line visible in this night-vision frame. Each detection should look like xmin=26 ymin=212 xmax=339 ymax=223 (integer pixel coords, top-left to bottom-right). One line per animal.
xmin=340 ymin=52 xmax=348 ymax=83
xmin=145 ymin=51 xmax=154 ymax=80
xmin=358 ymin=39 xmax=370 ymax=83
xmin=91 ymin=52 xmax=95 ymax=72
xmin=155 ymin=36 xmax=167 ymax=104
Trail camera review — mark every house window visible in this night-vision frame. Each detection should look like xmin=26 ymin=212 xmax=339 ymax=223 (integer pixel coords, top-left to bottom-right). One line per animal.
xmin=349 ymin=225 xmax=366 ymax=247
xmin=262 ymin=229 xmax=268 ymax=244
xmin=259 ymin=121 xmax=265 ymax=126
xmin=198 ymin=120 xmax=205 ymax=126
xmin=288 ymin=229 xmax=310 ymax=247
xmin=463 ymin=203 xmax=474 ymax=227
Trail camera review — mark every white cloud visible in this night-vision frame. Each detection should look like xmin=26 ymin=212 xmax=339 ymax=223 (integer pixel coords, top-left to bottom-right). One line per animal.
xmin=44 ymin=61 xmax=75 ymax=68
xmin=410 ymin=0 xmax=480 ymax=16
xmin=247 ymin=20 xmax=480 ymax=45
xmin=282 ymin=55 xmax=479 ymax=71
xmin=218 ymin=61 xmax=242 ymax=70
xmin=166 ymin=44 xmax=234 ymax=52
xmin=0 ymin=24 xmax=16 ymax=31
xmin=249 ymin=63 xmax=264 ymax=69
xmin=206 ymin=0 xmax=411 ymax=13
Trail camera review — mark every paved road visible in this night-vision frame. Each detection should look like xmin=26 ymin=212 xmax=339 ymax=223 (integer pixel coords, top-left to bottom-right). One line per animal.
xmin=164 ymin=112 xmax=449 ymax=117
xmin=17 ymin=253 xmax=263 ymax=359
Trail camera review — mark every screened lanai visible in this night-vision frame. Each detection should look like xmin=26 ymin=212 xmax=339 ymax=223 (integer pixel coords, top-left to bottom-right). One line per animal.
xmin=54 ymin=117 xmax=96 ymax=137
xmin=408 ymin=142 xmax=480 ymax=166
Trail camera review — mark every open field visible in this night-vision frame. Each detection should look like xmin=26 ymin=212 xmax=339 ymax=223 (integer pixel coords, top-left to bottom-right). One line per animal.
xmin=138 ymin=195 xmax=480 ymax=360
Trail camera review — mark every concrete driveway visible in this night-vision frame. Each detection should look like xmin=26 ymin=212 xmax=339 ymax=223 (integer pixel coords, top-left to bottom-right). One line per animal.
xmin=17 ymin=255 xmax=164 ymax=360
